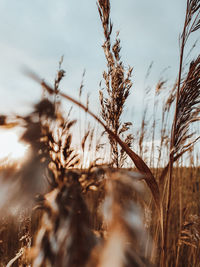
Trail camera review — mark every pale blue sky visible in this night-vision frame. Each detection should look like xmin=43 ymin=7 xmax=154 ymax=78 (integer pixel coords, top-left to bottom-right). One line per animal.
xmin=0 ymin=0 xmax=196 ymax=124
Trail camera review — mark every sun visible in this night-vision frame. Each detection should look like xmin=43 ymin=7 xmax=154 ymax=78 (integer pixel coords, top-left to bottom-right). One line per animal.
xmin=0 ymin=130 xmax=28 ymax=161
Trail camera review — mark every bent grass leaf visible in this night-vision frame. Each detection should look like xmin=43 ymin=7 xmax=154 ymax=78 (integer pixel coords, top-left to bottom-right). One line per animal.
xmin=26 ymin=71 xmax=163 ymax=242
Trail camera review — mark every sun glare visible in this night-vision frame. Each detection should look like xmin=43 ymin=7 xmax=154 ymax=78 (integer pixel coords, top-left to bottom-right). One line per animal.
xmin=0 ymin=130 xmax=27 ymax=161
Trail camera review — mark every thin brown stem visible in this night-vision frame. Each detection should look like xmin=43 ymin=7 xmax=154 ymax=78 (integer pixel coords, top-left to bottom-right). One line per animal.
xmin=26 ymin=70 xmax=163 ymax=237
xmin=162 ymin=1 xmax=189 ymax=265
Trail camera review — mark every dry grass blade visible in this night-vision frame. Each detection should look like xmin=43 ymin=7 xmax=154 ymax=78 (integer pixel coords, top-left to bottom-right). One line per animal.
xmin=81 ymin=130 xmax=90 ymax=152
xmin=32 ymin=171 xmax=96 ymax=267
xmin=97 ymin=0 xmax=133 ymax=168
xmin=173 ymin=57 xmax=200 ymax=151
xmin=97 ymin=0 xmax=111 ymax=41
xmin=161 ymin=56 xmax=200 ymax=196
xmin=162 ymin=1 xmax=200 ymax=264
xmin=25 ymin=70 xmax=162 ymax=238
xmin=6 ymin=248 xmax=24 ymax=267
xmin=178 ymin=214 xmax=200 ymax=248
xmin=87 ymin=167 xmax=151 ymax=267
xmin=176 ymin=214 xmax=200 ymax=266
xmin=184 ymin=0 xmax=200 ymax=40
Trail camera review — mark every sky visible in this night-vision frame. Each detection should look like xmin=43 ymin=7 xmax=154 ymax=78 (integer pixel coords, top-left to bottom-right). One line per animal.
xmin=0 ymin=0 xmax=190 ymax=117
xmin=0 ymin=0 xmax=199 ymax=166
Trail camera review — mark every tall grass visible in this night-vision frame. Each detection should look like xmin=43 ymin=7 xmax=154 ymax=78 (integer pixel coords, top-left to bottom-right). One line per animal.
xmin=0 ymin=0 xmax=200 ymax=266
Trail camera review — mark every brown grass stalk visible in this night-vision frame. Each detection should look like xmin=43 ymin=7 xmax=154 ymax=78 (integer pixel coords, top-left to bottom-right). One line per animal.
xmin=163 ymin=1 xmax=200 ymax=265
xmin=26 ymin=70 xmax=163 ymax=241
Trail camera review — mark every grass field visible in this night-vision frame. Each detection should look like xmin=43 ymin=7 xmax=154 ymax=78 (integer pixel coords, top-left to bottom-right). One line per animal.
xmin=0 ymin=0 xmax=200 ymax=266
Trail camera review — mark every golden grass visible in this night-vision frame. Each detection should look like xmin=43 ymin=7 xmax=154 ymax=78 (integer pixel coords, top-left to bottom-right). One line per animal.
xmin=0 ymin=0 xmax=200 ymax=266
